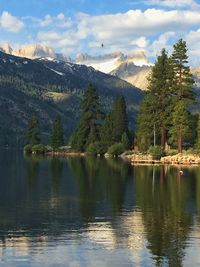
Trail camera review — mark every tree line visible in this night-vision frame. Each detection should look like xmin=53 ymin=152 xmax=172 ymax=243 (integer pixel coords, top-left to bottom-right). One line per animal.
xmin=25 ymin=38 xmax=199 ymax=156
xmin=137 ymin=39 xmax=197 ymax=153
xmin=25 ymin=113 xmax=64 ymax=153
xmin=25 ymin=83 xmax=132 ymax=155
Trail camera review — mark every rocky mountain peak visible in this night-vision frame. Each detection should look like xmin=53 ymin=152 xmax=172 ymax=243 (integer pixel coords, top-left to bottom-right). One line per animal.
xmin=15 ymin=44 xmax=56 ymax=59
xmin=1 ymin=42 xmax=13 ymax=54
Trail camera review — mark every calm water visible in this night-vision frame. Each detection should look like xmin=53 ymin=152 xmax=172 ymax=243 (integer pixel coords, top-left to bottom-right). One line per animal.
xmin=0 ymin=151 xmax=200 ymax=266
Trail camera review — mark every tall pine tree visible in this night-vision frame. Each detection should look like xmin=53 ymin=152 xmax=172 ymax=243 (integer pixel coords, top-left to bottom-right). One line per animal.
xmin=170 ymin=39 xmax=194 ymax=153
xmin=26 ymin=113 xmax=40 ymax=145
xmin=100 ymin=113 xmax=114 ymax=148
xmin=111 ymin=96 xmax=129 ymax=143
xmin=137 ymin=49 xmax=174 ymax=151
xmin=51 ymin=116 xmax=64 ymax=149
xmin=70 ymin=83 xmax=102 ymax=151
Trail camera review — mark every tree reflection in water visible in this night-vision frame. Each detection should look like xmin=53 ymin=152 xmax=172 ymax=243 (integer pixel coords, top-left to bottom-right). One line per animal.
xmin=134 ymin=165 xmax=194 ymax=267
xmin=0 ymin=151 xmax=199 ymax=266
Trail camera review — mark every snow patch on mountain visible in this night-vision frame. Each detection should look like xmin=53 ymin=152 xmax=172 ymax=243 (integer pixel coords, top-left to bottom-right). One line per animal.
xmin=76 ymin=51 xmax=152 ymax=74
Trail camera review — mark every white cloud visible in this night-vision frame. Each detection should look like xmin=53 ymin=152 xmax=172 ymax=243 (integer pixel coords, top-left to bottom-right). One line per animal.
xmin=0 ymin=11 xmax=24 ymax=32
xmin=32 ymin=8 xmax=200 ymax=62
xmin=130 ymin=37 xmax=149 ymax=48
xmin=6 ymin=8 xmax=200 ymax=65
xmin=32 ymin=13 xmax=72 ymax=29
xmin=74 ymin=9 xmax=200 ymax=55
xmin=57 ymin=13 xmax=65 ymax=21
xmin=38 ymin=15 xmax=53 ymax=27
xmin=185 ymin=29 xmax=200 ymax=65
xmin=37 ymin=27 xmax=87 ymax=53
xmin=146 ymin=0 xmax=200 ymax=8
xmin=147 ymin=31 xmax=175 ymax=56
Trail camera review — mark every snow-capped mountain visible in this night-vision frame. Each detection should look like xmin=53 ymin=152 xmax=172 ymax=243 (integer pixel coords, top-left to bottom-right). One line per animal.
xmin=76 ymin=51 xmax=152 ymax=90
xmin=76 ymin=51 xmax=152 ymax=74
xmin=0 ymin=42 xmax=152 ymax=90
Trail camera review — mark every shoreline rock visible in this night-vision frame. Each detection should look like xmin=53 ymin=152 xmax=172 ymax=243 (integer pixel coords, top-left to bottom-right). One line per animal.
xmin=121 ymin=152 xmax=200 ymax=165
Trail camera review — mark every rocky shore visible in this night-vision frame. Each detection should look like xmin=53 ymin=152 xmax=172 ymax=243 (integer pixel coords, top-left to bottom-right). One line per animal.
xmin=123 ymin=152 xmax=200 ymax=165
xmin=160 ymin=153 xmax=200 ymax=164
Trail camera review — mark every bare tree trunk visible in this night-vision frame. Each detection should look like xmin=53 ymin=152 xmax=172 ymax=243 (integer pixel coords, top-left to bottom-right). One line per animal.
xmin=161 ymin=127 xmax=166 ymax=151
xmin=178 ymin=127 xmax=182 ymax=153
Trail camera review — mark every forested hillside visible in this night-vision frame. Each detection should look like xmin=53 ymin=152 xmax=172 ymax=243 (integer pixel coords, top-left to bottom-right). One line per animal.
xmin=0 ymin=51 xmax=143 ymax=146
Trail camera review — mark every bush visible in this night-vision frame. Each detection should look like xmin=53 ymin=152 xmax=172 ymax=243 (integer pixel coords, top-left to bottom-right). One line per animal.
xmin=23 ymin=144 xmax=33 ymax=154
xmin=148 ymin=145 xmax=164 ymax=160
xmin=165 ymin=149 xmax=178 ymax=156
xmin=87 ymin=142 xmax=107 ymax=156
xmin=31 ymin=144 xmax=47 ymax=154
xmin=107 ymin=143 xmax=125 ymax=156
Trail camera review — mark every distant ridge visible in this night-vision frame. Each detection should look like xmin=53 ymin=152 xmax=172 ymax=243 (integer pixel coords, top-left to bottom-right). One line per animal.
xmin=0 ymin=42 xmax=153 ymax=90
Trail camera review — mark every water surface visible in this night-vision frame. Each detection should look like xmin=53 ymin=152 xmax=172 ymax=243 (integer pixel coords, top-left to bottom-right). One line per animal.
xmin=0 ymin=150 xmax=200 ymax=266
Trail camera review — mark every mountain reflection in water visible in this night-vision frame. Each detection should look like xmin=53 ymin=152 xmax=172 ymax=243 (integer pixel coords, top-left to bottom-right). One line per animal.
xmin=0 ymin=151 xmax=199 ymax=266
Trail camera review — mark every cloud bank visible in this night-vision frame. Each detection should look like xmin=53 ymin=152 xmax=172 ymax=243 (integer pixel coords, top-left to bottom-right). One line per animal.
xmin=1 ymin=7 xmax=200 ymax=65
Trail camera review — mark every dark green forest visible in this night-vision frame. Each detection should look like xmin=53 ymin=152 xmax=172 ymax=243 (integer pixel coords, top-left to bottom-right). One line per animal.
xmin=137 ymin=39 xmax=198 ymax=154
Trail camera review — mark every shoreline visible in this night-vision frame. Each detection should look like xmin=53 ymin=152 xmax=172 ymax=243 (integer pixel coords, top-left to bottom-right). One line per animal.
xmin=26 ymin=149 xmax=200 ymax=165
xmin=122 ymin=152 xmax=200 ymax=165
xmin=45 ymin=151 xmax=86 ymax=157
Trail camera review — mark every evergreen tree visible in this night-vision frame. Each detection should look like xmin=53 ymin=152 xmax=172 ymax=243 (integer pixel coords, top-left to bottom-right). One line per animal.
xmin=70 ymin=83 xmax=102 ymax=151
xmin=170 ymin=39 xmax=195 ymax=152
xmin=136 ymin=94 xmax=155 ymax=151
xmin=137 ymin=49 xmax=174 ymax=150
xmin=196 ymin=114 xmax=200 ymax=150
xmin=100 ymin=113 xmax=114 ymax=148
xmin=51 ymin=116 xmax=64 ymax=149
xmin=26 ymin=113 xmax=40 ymax=145
xmin=169 ymin=101 xmax=190 ymax=150
xmin=121 ymin=132 xmax=130 ymax=150
xmin=111 ymin=96 xmax=129 ymax=143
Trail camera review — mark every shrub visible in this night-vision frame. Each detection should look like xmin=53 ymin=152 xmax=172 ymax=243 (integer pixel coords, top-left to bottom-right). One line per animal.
xmin=148 ymin=145 xmax=164 ymax=160
xmin=107 ymin=143 xmax=125 ymax=156
xmin=165 ymin=149 xmax=178 ymax=156
xmin=23 ymin=144 xmax=33 ymax=154
xmin=31 ymin=144 xmax=47 ymax=154
xmin=87 ymin=142 xmax=107 ymax=156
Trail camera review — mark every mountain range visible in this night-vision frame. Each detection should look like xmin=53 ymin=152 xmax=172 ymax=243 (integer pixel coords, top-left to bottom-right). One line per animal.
xmin=0 ymin=42 xmax=151 ymax=90
xmin=0 ymin=49 xmax=143 ymax=147
xmin=1 ymin=42 xmax=200 ymax=146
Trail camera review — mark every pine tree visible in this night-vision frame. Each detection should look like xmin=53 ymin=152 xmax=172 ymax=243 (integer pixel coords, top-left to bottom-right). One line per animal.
xmin=170 ymin=39 xmax=195 ymax=152
xmin=171 ymin=39 xmax=194 ymax=102
xmin=70 ymin=83 xmax=102 ymax=151
xmin=100 ymin=113 xmax=114 ymax=148
xmin=51 ymin=116 xmax=64 ymax=149
xmin=137 ymin=49 xmax=174 ymax=151
xmin=121 ymin=132 xmax=130 ymax=149
xmin=26 ymin=113 xmax=40 ymax=145
xmin=136 ymin=93 xmax=155 ymax=151
xmin=111 ymin=96 xmax=129 ymax=143
xmin=169 ymin=100 xmax=190 ymax=151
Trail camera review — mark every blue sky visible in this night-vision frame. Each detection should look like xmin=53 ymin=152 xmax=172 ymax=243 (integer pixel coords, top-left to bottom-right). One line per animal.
xmin=1 ymin=0 xmax=200 ymax=64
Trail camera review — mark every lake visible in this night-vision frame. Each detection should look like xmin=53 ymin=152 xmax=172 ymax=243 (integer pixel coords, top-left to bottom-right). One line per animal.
xmin=0 ymin=150 xmax=200 ymax=266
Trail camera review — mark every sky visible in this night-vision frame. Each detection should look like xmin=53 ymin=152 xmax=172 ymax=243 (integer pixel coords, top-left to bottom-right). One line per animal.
xmin=0 ymin=0 xmax=200 ymax=64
